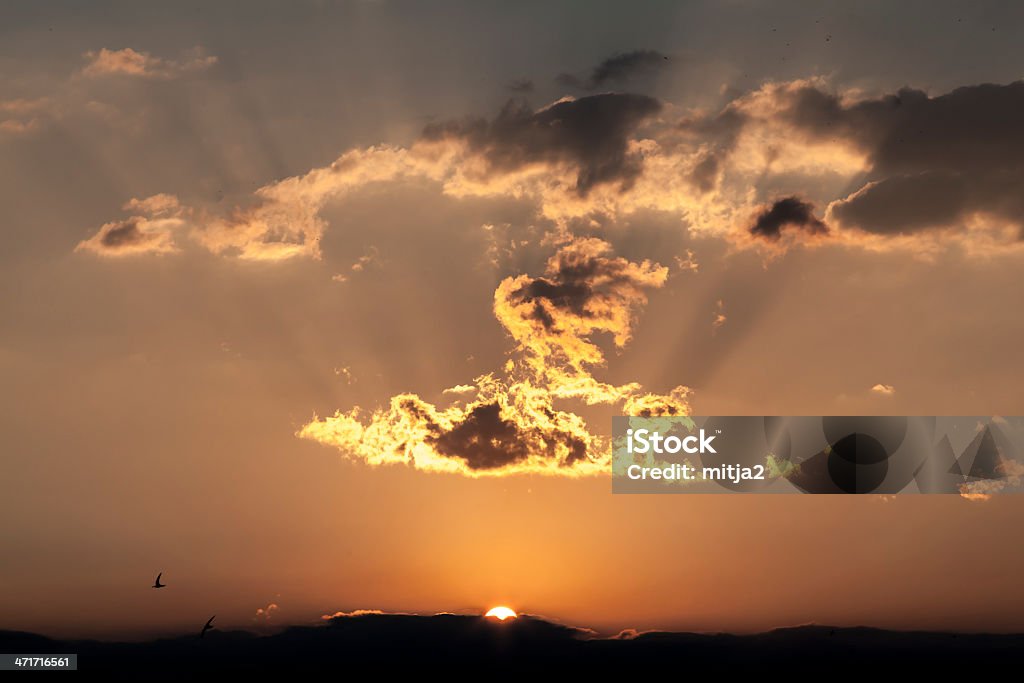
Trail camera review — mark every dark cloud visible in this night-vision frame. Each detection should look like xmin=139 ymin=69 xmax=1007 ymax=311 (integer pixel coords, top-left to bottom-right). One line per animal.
xmin=554 ymin=50 xmax=670 ymax=91
xmin=77 ymin=194 xmax=184 ymax=256
xmin=98 ymin=219 xmax=145 ymax=248
xmin=778 ymin=81 xmax=1024 ymax=236
xmin=829 ymin=172 xmax=972 ymax=235
xmin=428 ymin=401 xmax=587 ymax=470
xmin=678 ymin=106 xmax=747 ymax=148
xmin=749 ymin=197 xmax=828 ymax=241
xmin=505 ymin=236 xmax=667 ymax=336
xmin=677 ymin=107 xmax=746 ymax=194
xmin=514 ymin=274 xmax=594 ymax=324
xmin=587 ymin=50 xmax=669 ymax=88
xmin=506 ymin=78 xmax=534 ymax=93
xmin=77 ymin=216 xmax=178 ymax=255
xmin=422 ymin=94 xmax=663 ymax=195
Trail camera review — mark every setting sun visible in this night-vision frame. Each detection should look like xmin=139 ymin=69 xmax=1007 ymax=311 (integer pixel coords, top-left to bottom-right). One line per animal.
xmin=485 ymin=606 xmax=518 ymax=621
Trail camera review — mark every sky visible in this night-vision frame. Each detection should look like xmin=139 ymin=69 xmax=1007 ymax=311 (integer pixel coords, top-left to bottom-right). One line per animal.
xmin=2 ymin=0 xmax=1024 ymax=639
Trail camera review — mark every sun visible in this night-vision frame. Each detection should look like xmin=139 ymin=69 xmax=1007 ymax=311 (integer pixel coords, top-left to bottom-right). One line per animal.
xmin=485 ymin=606 xmax=518 ymax=621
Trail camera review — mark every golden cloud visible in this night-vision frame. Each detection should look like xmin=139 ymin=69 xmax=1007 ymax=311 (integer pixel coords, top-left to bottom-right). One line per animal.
xmin=300 ymin=237 xmax=690 ymax=477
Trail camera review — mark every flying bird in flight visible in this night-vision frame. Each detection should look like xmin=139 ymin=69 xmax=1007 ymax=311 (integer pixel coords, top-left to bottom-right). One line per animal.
xmin=152 ymin=573 xmax=165 ymax=589
xmin=200 ymin=616 xmax=216 ymax=639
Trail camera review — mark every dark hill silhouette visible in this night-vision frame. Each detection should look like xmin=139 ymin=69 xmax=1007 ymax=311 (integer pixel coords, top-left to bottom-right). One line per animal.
xmin=2 ymin=614 xmax=1022 ymax=680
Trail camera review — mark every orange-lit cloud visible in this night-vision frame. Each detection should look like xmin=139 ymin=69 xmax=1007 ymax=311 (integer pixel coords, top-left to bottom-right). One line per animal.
xmin=76 ymin=194 xmax=187 ymax=256
xmin=959 ymin=459 xmax=1024 ymax=501
xmin=871 ymin=383 xmax=896 ymax=396
xmin=300 ymin=237 xmax=690 ymax=477
xmin=320 ymin=609 xmax=386 ymax=620
xmin=492 ymin=237 xmax=670 ymax=404
xmin=79 ymin=79 xmax=1024 ymax=264
xmin=674 ymin=249 xmax=699 ymax=274
xmin=193 ymin=145 xmax=440 ymax=260
xmin=254 ymin=603 xmax=279 ymax=622
xmin=0 ymin=98 xmax=49 ymax=136
xmin=81 ymin=47 xmax=217 ymax=79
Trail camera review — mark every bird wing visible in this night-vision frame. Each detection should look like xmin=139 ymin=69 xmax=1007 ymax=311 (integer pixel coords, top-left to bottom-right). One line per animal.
xmin=155 ymin=573 xmax=162 ymax=583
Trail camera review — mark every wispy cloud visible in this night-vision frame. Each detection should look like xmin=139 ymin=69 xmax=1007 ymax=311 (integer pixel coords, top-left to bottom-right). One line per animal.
xmin=871 ymin=383 xmax=896 ymax=396
xmin=81 ymin=47 xmax=217 ymax=79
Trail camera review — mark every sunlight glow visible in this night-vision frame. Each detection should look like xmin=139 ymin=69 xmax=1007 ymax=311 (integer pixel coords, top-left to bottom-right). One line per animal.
xmin=485 ymin=606 xmax=518 ymax=621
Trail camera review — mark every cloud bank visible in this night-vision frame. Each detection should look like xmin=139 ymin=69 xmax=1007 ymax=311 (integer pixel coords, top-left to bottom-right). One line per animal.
xmin=80 ymin=78 xmax=1024 ymax=263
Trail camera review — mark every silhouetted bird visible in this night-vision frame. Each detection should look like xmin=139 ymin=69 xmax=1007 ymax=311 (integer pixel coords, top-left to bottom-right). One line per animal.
xmin=152 ymin=573 xmax=165 ymax=589
xmin=200 ymin=616 xmax=216 ymax=639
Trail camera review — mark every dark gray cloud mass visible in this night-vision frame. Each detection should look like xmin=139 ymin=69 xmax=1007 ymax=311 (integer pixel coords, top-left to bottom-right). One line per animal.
xmin=422 ymin=93 xmax=663 ymax=195
xmin=587 ymin=49 xmax=669 ymax=87
xmin=749 ymin=197 xmax=828 ymax=241
xmin=428 ymin=401 xmax=587 ymax=471
xmin=779 ymin=81 xmax=1024 ymax=236
xmin=555 ymin=49 xmax=670 ymax=91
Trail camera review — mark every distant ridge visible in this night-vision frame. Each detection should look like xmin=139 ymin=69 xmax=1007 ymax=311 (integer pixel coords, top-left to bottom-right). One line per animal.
xmin=2 ymin=615 xmax=1022 ymax=679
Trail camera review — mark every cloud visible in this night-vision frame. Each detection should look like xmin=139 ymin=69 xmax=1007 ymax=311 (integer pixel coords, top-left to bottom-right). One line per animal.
xmin=76 ymin=194 xmax=187 ymax=256
xmin=81 ymin=47 xmax=217 ymax=79
xmin=103 ymin=94 xmax=663 ymax=261
xmin=335 ymin=247 xmax=383 ymax=280
xmin=334 ymin=367 xmax=356 ymax=384
xmin=194 ymin=145 xmax=437 ymax=260
xmin=422 ymin=93 xmax=663 ymax=196
xmin=0 ymin=98 xmax=49 ymax=136
xmin=770 ymin=80 xmax=1024 ymax=241
xmin=586 ymin=50 xmax=669 ymax=88
xmin=556 ymin=50 xmax=670 ymax=90
xmin=350 ymin=246 xmax=381 ymax=273
xmin=622 ymin=387 xmax=691 ymax=418
xmin=85 ymin=78 xmax=1024 ymax=264
xmin=442 ymin=384 xmax=476 ymax=396
xmin=674 ymin=249 xmax=699 ymax=274
xmin=254 ymin=603 xmax=279 ymax=623
xmin=300 ymin=237 xmax=689 ymax=476
xmin=871 ymin=383 xmax=896 ymax=396
xmin=493 ymin=236 xmax=671 ymax=403
xmin=959 ymin=460 xmax=1024 ymax=501
xmin=481 ymin=223 xmax=531 ymax=270
xmin=749 ymin=197 xmax=828 ymax=242
xmin=712 ymin=300 xmax=727 ymax=331
xmin=299 ymin=376 xmax=604 ymax=476
xmin=321 ymin=609 xmax=387 ymax=620
xmin=1 ymin=50 xmax=217 ymax=141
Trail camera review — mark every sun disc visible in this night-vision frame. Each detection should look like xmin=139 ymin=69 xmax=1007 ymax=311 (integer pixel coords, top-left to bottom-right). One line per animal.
xmin=485 ymin=606 xmax=517 ymax=621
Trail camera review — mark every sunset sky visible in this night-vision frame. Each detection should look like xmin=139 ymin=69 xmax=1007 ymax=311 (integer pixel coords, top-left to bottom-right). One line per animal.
xmin=3 ymin=0 xmax=1024 ymax=640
